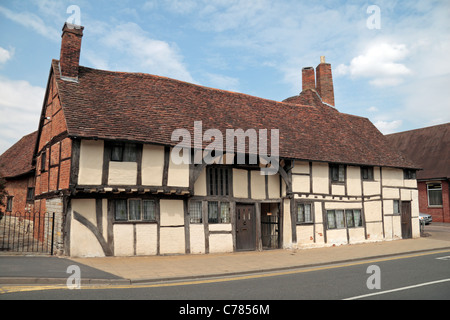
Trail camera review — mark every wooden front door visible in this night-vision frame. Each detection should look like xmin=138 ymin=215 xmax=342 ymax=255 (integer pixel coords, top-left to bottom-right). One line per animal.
xmin=401 ymin=201 xmax=412 ymax=239
xmin=236 ymin=204 xmax=256 ymax=251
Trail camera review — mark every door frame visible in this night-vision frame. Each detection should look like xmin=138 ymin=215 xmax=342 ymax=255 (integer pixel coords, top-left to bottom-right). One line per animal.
xmin=235 ymin=203 xmax=257 ymax=251
xmin=401 ymin=201 xmax=412 ymax=239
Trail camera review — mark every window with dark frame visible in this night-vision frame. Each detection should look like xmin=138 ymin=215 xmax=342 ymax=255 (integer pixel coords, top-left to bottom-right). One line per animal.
xmin=427 ymin=183 xmax=443 ymax=206
xmin=330 ymin=164 xmax=345 ymax=182
xmin=111 ymin=143 xmax=138 ymax=162
xmin=393 ymin=200 xmax=400 ymax=214
xmin=403 ymin=169 xmax=416 ymax=180
xmin=113 ymin=199 xmax=156 ymax=222
xmin=207 ymin=201 xmax=230 ymax=224
xmin=297 ymin=202 xmax=313 ymax=224
xmin=207 ymin=167 xmax=230 ymax=196
xmin=41 ymin=150 xmax=47 ymax=172
xmin=189 ymin=201 xmax=202 ymax=224
xmin=26 ymin=187 xmax=35 ymax=201
xmin=327 ymin=209 xmax=363 ymax=229
xmin=6 ymin=196 xmax=13 ymax=212
xmin=361 ymin=166 xmax=374 ymax=180
xmin=345 ymin=209 xmax=362 ymax=228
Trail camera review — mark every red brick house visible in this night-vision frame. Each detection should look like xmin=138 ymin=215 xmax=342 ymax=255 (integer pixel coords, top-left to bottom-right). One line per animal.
xmin=386 ymin=123 xmax=450 ymax=223
xmin=5 ymin=22 xmax=422 ymax=257
xmin=0 ymin=131 xmax=37 ymax=214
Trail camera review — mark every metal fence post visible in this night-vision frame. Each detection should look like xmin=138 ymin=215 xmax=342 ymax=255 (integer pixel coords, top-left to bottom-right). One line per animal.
xmin=50 ymin=212 xmax=55 ymax=255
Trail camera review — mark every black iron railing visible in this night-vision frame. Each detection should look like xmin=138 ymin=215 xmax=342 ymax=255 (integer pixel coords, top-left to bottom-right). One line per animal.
xmin=0 ymin=211 xmax=56 ymax=254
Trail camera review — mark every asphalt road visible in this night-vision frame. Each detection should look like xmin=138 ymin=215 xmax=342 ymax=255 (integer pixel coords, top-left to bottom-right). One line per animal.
xmin=1 ymin=250 xmax=449 ymax=303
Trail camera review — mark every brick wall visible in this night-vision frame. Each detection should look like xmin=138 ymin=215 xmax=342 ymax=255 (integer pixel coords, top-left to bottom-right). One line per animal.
xmin=2 ymin=175 xmax=35 ymax=214
xmin=35 ymin=72 xmax=72 ymax=197
xmin=418 ymin=180 xmax=450 ymax=223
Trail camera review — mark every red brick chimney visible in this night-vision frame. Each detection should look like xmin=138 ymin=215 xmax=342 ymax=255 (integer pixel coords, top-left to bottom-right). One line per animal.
xmin=315 ymin=56 xmax=335 ymax=106
xmin=60 ymin=23 xmax=84 ymax=79
xmin=302 ymin=67 xmax=315 ymax=91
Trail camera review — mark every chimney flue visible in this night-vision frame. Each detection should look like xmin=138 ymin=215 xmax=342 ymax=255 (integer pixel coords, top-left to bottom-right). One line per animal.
xmin=60 ymin=23 xmax=84 ymax=79
xmin=315 ymin=56 xmax=335 ymax=106
xmin=302 ymin=67 xmax=315 ymax=91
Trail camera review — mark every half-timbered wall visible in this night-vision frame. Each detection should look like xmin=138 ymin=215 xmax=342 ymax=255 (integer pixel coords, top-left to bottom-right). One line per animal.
xmin=67 ymin=141 xmax=419 ymax=257
xmin=282 ymin=161 xmax=420 ymax=250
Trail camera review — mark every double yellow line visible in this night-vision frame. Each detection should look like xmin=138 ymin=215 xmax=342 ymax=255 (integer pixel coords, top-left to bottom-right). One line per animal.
xmin=2 ymin=249 xmax=450 ymax=295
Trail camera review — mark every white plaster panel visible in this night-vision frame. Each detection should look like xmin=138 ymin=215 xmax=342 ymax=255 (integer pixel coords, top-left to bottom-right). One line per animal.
xmin=292 ymin=174 xmax=310 ymax=193
xmin=78 ymin=140 xmax=104 ymax=185
xmin=70 ymin=218 xmax=105 ymax=257
xmin=167 ymin=147 xmax=189 ymax=187
xmin=251 ymin=170 xmax=266 ymax=199
xmin=383 ymin=187 xmax=400 ymax=199
xmin=209 ymin=233 xmax=233 ymax=253
xmin=366 ymin=222 xmax=384 ymax=240
xmin=331 ymin=184 xmax=345 ymax=195
xmin=136 ymin=224 xmax=157 ymax=256
xmin=160 ymin=227 xmax=185 ymax=254
xmin=189 ymin=224 xmax=205 ymax=254
xmin=160 ymin=199 xmax=185 ymax=226
xmin=364 ymin=200 xmax=382 ymax=222
xmin=326 ymin=229 xmax=347 ymax=245
xmin=141 ymin=144 xmax=164 ymax=186
xmin=382 ymin=168 xmax=404 ymax=187
xmin=346 ymin=166 xmax=362 ymax=196
xmin=194 ymin=168 xmax=207 ymax=196
xmin=312 ymin=162 xmax=328 ymax=194
xmin=108 ymin=161 xmax=137 ymax=185
xmin=267 ymin=173 xmax=280 ymax=198
xmin=113 ymin=224 xmax=134 ymax=256
xmin=233 ymin=169 xmax=248 ymax=198
xmin=296 ymin=225 xmax=314 ymax=245
xmin=292 ymin=161 xmax=310 ymax=174
xmin=209 ymin=224 xmax=232 ymax=232
xmin=348 ymin=228 xmax=366 ymax=244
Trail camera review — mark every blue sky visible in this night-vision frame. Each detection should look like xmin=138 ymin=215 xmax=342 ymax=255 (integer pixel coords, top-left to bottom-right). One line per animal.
xmin=0 ymin=0 xmax=449 ymax=154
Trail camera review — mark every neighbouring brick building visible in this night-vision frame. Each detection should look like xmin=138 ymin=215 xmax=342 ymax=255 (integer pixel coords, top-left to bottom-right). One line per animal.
xmin=386 ymin=123 xmax=450 ymax=223
xmin=0 ymin=131 xmax=37 ymax=214
xmin=1 ymin=23 xmax=422 ymax=257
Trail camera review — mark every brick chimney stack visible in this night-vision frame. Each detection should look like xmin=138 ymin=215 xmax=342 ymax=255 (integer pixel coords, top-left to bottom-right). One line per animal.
xmin=315 ymin=56 xmax=335 ymax=106
xmin=60 ymin=23 xmax=84 ymax=79
xmin=302 ymin=67 xmax=315 ymax=91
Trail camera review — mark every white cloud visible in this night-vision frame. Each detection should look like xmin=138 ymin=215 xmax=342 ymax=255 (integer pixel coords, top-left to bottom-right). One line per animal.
xmin=336 ymin=42 xmax=412 ymax=87
xmin=204 ymin=73 xmax=240 ymax=92
xmin=374 ymin=120 xmax=403 ymax=134
xmin=0 ymin=47 xmax=14 ymax=64
xmin=0 ymin=5 xmax=59 ymax=41
xmin=0 ymin=77 xmax=44 ymax=154
xmin=99 ymin=22 xmax=194 ymax=83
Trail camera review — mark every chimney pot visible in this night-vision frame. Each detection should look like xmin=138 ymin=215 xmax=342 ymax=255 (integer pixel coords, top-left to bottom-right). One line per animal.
xmin=59 ymin=22 xmax=84 ymax=79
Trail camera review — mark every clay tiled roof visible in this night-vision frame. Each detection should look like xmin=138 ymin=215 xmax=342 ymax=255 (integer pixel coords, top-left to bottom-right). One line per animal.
xmin=0 ymin=131 xmax=37 ymax=179
xmin=52 ymin=60 xmax=417 ymax=169
xmin=386 ymin=123 xmax=450 ymax=180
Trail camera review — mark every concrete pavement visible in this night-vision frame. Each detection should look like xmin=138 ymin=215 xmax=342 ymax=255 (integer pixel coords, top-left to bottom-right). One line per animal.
xmin=1 ymin=223 xmax=449 ymax=285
